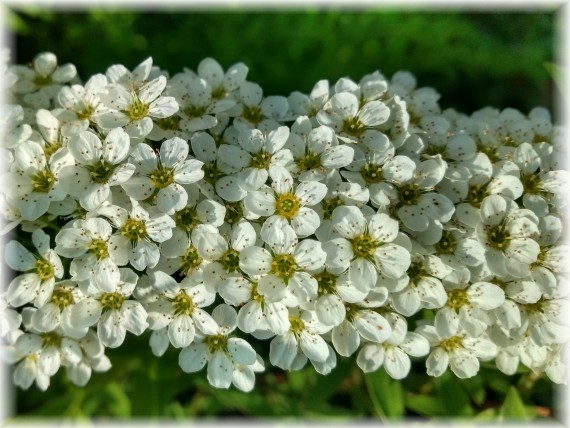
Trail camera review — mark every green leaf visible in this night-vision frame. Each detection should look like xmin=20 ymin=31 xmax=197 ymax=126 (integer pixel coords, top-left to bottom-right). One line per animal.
xmin=500 ymin=387 xmax=529 ymax=421
xmin=544 ymin=62 xmax=565 ymax=93
xmin=474 ymin=408 xmax=498 ymax=421
xmin=103 ymin=382 xmax=131 ymax=417
xmin=364 ymin=369 xmax=405 ymax=419
xmin=405 ymin=393 xmax=446 ymax=416
xmin=434 ymin=372 xmax=474 ymax=416
xmin=462 ymin=373 xmax=486 ymax=406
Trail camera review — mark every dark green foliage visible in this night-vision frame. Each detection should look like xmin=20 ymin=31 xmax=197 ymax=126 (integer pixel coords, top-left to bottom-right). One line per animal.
xmin=7 ymin=8 xmax=558 ymax=117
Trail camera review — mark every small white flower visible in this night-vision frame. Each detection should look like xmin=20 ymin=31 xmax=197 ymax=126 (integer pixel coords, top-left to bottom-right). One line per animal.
xmin=97 ymin=75 xmax=179 ymax=138
xmin=217 ymin=126 xmax=292 ymax=193
xmin=29 ymin=280 xmax=88 ymax=339
xmin=476 ymin=194 xmax=540 ymax=278
xmin=55 ymin=217 xmax=128 ymax=292
xmin=5 ymin=140 xmax=72 ymax=221
xmin=435 ymin=279 xmax=505 ymax=337
xmin=245 ymin=166 xmax=327 ymax=237
xmin=6 ymin=229 xmax=63 ymax=307
xmin=269 ymin=308 xmax=331 ymax=370
xmin=288 ymin=124 xmax=355 ymax=182
xmin=196 ymin=221 xmax=256 ymax=291
xmin=58 ymin=128 xmax=135 ymax=210
xmin=220 ymin=275 xmax=290 ymax=335
xmin=70 ymin=268 xmax=148 ymax=348
xmin=419 ymin=323 xmax=497 ymax=379
xmin=324 ymin=206 xmax=410 ymax=291
xmin=123 ymin=137 xmax=204 ymax=214
xmin=316 ymin=91 xmax=391 ymax=145
xmin=285 ymin=79 xmax=329 ymax=123
xmin=146 ymin=271 xmax=218 ymax=349
xmin=331 ymin=305 xmax=392 ymax=357
xmin=239 ymin=221 xmax=326 ymax=303
xmin=11 ymin=52 xmax=76 ymax=106
xmin=233 ymin=81 xmax=288 ymax=128
xmin=57 ymin=73 xmax=110 ymax=136
xmin=178 ymin=304 xmax=259 ymax=390
xmin=357 ymin=313 xmax=430 ymax=379
xmin=107 ymin=199 xmax=175 ymax=271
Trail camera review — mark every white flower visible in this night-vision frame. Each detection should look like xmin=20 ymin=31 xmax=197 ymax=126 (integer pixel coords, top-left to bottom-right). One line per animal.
xmin=342 ymin=145 xmax=416 ymax=208
xmin=178 ymin=304 xmax=259 ymax=389
xmin=5 ymin=140 xmax=72 ymax=221
xmin=0 ymin=293 xmax=22 ymax=337
xmin=312 ymin=269 xmax=368 ymax=327
xmin=220 ymin=275 xmax=290 ymax=335
xmin=105 ymin=57 xmax=155 ymax=90
xmin=285 ymin=79 xmax=329 ymax=123
xmin=189 ymin=131 xmax=243 ymax=201
xmin=11 ymin=52 xmax=76 ymax=102
xmin=269 ymin=308 xmax=331 ymax=370
xmin=389 ymin=252 xmax=450 ymax=317
xmin=123 ymin=137 xmax=204 ymax=214
xmin=476 ymin=194 xmax=540 ymax=278
xmin=171 ymin=76 xmax=235 ymax=133
xmin=245 ymin=166 xmax=327 ymax=237
xmin=324 ymin=206 xmax=410 ymax=291
xmin=449 ymin=158 xmax=524 ymax=228
xmin=316 ymin=91 xmax=391 ymax=145
xmin=195 ymin=221 xmax=256 ymax=291
xmin=29 ymin=280 xmax=88 ymax=339
xmin=520 ymin=296 xmax=569 ymax=347
xmin=435 ymin=279 xmax=505 ymax=337
xmin=217 ymin=126 xmax=292 ymax=194
xmin=6 ymin=229 xmax=63 ymax=307
xmin=233 ymin=81 xmax=288 ymax=128
xmin=70 ymin=268 xmax=148 ymax=348
xmin=56 ymin=73 xmax=110 ymax=136
xmin=239 ymin=221 xmax=326 ymax=303
xmin=1 ymin=104 xmax=32 ymax=149
xmin=331 ymin=305 xmax=392 ymax=357
xmin=106 ymin=199 xmax=175 ymax=271
xmin=58 ymin=128 xmax=134 ymax=210
xmin=64 ymin=330 xmax=112 ymax=387
xmin=55 ymin=217 xmax=128 ymax=292
xmin=419 ymin=323 xmax=497 ymax=379
xmin=154 ymin=224 xmax=213 ymax=280
xmin=97 ymin=75 xmax=179 ymax=138
xmin=145 ymin=271 xmax=218 ymax=349
xmin=357 ymin=313 xmax=430 ymax=379
xmin=288 ymin=124 xmax=355 ymax=182
xmin=196 ymin=57 xmax=249 ymax=102
xmin=394 ymin=158 xmax=454 ymax=239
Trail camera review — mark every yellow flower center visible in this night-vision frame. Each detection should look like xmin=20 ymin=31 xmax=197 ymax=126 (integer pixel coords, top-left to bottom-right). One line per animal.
xmin=275 ymin=193 xmax=301 ymax=219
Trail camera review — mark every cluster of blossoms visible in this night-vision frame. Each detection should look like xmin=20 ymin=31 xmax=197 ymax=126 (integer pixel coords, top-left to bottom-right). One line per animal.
xmin=1 ymin=51 xmax=569 ymax=392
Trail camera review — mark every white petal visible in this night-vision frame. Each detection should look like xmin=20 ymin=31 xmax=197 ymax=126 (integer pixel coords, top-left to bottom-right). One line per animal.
xmin=179 ymin=342 xmax=208 ymax=373
xmin=426 ymin=347 xmax=449 ymax=377
xmin=332 ymin=320 xmax=360 ymax=357
xmin=357 ymin=344 xmax=384 ymax=373
xmin=353 ymin=310 xmax=392 ymax=343
xmin=239 ymin=246 xmax=272 ymax=276
xmin=208 ymin=351 xmax=234 ymax=389
xmin=168 ymin=315 xmax=196 ymax=348
xmin=384 ymin=347 xmax=411 ymax=379
xmin=332 ymin=206 xmax=366 ymax=238
xmin=269 ymin=333 xmax=298 ymax=370
xmin=300 ymin=331 xmax=329 ymax=363
xmin=228 ymin=337 xmax=256 ymax=365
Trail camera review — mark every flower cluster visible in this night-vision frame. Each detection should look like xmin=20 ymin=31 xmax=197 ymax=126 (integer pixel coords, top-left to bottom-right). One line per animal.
xmin=1 ymin=51 xmax=568 ymax=392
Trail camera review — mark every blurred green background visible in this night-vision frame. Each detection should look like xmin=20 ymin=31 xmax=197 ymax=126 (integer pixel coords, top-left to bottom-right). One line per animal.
xmin=6 ymin=8 xmax=560 ymax=118
xmin=4 ymin=6 xmax=565 ymax=422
